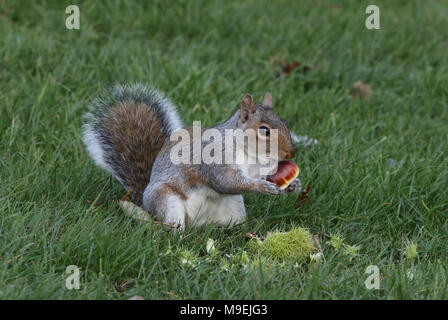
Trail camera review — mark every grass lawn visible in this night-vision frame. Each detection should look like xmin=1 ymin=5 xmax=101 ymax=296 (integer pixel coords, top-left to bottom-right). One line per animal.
xmin=1 ymin=0 xmax=447 ymax=299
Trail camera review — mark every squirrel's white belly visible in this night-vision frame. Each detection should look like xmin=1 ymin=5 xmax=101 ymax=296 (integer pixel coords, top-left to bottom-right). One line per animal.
xmin=183 ymin=187 xmax=245 ymax=227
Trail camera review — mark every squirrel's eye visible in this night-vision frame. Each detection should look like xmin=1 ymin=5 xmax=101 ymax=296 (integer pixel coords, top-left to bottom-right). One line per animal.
xmin=259 ymin=126 xmax=270 ymax=137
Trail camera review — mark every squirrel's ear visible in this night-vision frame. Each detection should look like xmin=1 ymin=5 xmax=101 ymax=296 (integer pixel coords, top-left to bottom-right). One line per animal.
xmin=263 ymin=92 xmax=273 ymax=108
xmin=239 ymin=93 xmax=255 ymax=123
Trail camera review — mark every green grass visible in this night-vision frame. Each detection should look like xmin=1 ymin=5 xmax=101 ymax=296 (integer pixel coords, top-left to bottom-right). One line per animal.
xmin=1 ymin=0 xmax=448 ymax=299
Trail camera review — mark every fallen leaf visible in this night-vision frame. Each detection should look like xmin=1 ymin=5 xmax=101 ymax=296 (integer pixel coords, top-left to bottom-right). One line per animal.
xmin=283 ymin=61 xmax=302 ymax=75
xmin=295 ymin=185 xmax=312 ymax=209
xmin=121 ymin=190 xmax=131 ymax=202
xmin=245 ymin=232 xmax=264 ymax=242
xmin=349 ymin=81 xmax=372 ymax=100
xmin=165 ymin=291 xmax=180 ymax=298
xmin=267 ymin=55 xmax=320 ymax=77
xmin=113 ymin=279 xmax=133 ymax=293
xmin=282 ymin=62 xmax=320 ymax=75
xmin=311 ymin=234 xmax=323 ymax=253
xmin=245 ymin=232 xmax=258 ymax=241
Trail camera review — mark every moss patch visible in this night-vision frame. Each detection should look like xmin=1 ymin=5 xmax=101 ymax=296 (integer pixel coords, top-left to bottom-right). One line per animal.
xmin=248 ymin=227 xmax=316 ymax=263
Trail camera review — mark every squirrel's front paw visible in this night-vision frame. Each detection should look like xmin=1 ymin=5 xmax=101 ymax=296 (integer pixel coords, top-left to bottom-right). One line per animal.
xmin=258 ymin=180 xmax=283 ymax=195
xmin=285 ymin=178 xmax=302 ymax=193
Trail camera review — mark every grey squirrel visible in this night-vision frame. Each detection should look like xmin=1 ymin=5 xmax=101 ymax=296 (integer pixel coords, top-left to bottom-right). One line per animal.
xmin=83 ymin=84 xmax=302 ymax=228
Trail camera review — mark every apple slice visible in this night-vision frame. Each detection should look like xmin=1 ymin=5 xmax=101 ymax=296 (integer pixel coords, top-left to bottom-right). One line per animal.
xmin=266 ymin=160 xmax=300 ymax=189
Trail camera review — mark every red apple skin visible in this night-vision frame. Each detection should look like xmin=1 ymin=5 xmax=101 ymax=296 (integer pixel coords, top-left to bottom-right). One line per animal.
xmin=266 ymin=161 xmax=300 ymax=189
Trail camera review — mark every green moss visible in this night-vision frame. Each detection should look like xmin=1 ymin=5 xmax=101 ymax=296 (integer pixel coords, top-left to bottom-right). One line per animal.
xmin=342 ymin=245 xmax=360 ymax=261
xmin=327 ymin=232 xmax=345 ymax=250
xmin=248 ymin=227 xmax=315 ymax=263
xmin=405 ymin=242 xmax=418 ymax=259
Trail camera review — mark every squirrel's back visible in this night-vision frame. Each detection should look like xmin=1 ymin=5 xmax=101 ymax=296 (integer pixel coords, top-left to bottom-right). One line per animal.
xmin=82 ymin=84 xmax=183 ymax=203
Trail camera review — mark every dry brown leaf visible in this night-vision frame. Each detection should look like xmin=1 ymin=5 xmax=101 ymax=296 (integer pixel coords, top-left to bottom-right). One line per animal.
xmin=267 ymin=55 xmax=320 ymax=77
xmin=349 ymin=81 xmax=372 ymax=100
xmin=165 ymin=291 xmax=180 ymax=298
xmin=295 ymin=185 xmax=312 ymax=209
xmin=311 ymin=234 xmax=323 ymax=253
xmin=282 ymin=62 xmax=320 ymax=75
xmin=121 ymin=190 xmax=131 ymax=202
xmin=245 ymin=232 xmax=264 ymax=242
xmin=113 ymin=279 xmax=133 ymax=293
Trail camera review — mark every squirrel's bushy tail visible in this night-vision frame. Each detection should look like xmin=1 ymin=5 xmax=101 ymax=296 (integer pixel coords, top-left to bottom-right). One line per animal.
xmin=83 ymin=84 xmax=183 ymax=203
